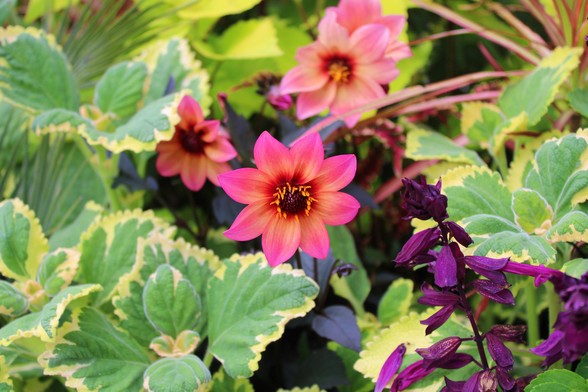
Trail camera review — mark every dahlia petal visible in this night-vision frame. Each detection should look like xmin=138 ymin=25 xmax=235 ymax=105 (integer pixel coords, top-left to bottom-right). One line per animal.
xmin=156 ymin=148 xmax=183 ymax=177
xmin=386 ymin=40 xmax=413 ymax=62
xmin=314 ymin=191 xmax=360 ymax=226
xmin=334 ymin=0 xmax=381 ymax=32
xmin=313 ymin=155 xmax=357 ymax=192
xmin=224 ymin=201 xmax=272 ymax=241
xmin=290 ymin=133 xmax=324 ymax=183
xmin=299 ymin=213 xmax=330 ymax=259
xmin=204 ymin=137 xmax=238 ymax=162
xmin=295 ymin=44 xmax=323 ymax=66
xmin=218 ymin=168 xmax=274 ymax=205
xmin=262 ymin=216 xmax=301 ymax=267
xmin=330 ymin=76 xmax=385 ymax=119
xmin=280 ymin=64 xmax=329 ymax=95
xmin=180 ymin=154 xmax=207 ymax=191
xmin=205 ymin=161 xmax=231 ymax=186
xmin=376 ymin=15 xmax=406 ymax=40
xmin=177 ymin=96 xmax=204 ymax=129
xmin=318 ymin=10 xmax=350 ymax=51
xmin=197 ymin=120 xmax=220 ymax=142
xmin=254 ymin=131 xmax=294 ymax=181
xmin=296 ymin=82 xmax=337 ymax=120
xmin=355 ymin=60 xmax=399 ymax=85
xmin=349 ymin=24 xmax=389 ymax=63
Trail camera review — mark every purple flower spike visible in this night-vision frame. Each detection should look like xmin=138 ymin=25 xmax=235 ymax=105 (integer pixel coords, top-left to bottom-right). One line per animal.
xmin=436 ymin=353 xmax=475 ymax=370
xmin=416 ymin=337 xmax=462 ymax=370
xmin=442 ymin=377 xmax=466 ymax=392
xmin=500 ymin=261 xmax=563 ymax=286
xmin=473 ymin=279 xmax=514 ymax=305
xmin=444 ymin=221 xmax=473 ymax=247
xmin=464 ymin=256 xmax=509 ymax=286
xmin=418 ymin=283 xmax=460 ymax=307
xmin=395 ymin=227 xmax=441 ymax=264
xmin=401 ymin=177 xmax=448 ymax=222
xmin=390 ymin=360 xmax=435 ymax=392
xmin=531 ymin=330 xmax=564 ymax=367
xmin=375 ymin=344 xmax=407 ymax=392
xmin=486 ymin=333 xmax=514 ymax=370
xmin=435 ymin=244 xmax=458 ymax=288
xmin=463 ymin=371 xmax=482 ymax=392
xmin=488 ymin=325 xmax=527 ymax=343
xmin=420 ymin=305 xmax=455 ymax=335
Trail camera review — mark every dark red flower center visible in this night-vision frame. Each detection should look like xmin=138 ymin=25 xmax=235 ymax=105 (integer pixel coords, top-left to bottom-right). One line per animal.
xmin=179 ymin=130 xmax=205 ymax=154
xmin=326 ymin=57 xmax=352 ymax=84
xmin=271 ymin=183 xmax=316 ymax=219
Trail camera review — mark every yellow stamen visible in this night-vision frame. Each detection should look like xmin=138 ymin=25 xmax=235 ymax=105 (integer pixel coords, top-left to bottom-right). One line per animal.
xmin=270 ymin=182 xmax=316 ymax=219
xmin=328 ymin=61 xmax=351 ymax=83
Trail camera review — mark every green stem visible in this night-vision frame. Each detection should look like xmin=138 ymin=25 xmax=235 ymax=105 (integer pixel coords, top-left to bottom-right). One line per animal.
xmin=203 ymin=351 xmax=213 ymax=368
xmin=547 ymin=283 xmax=561 ymax=331
xmin=525 ymin=277 xmax=540 ymax=346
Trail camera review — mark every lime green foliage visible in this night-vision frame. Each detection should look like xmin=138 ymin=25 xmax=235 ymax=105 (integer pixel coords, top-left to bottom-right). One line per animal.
xmin=207 ymin=253 xmax=318 ymax=378
xmin=406 ymin=128 xmax=485 ymax=166
xmin=0 ymin=281 xmax=28 ymax=317
xmin=144 ymin=356 xmax=211 ymax=392
xmin=562 ymin=259 xmax=588 ymax=279
xmin=389 ymin=42 xmax=432 ymax=92
xmin=205 ymin=368 xmax=254 ymax=392
xmin=568 ymin=88 xmax=588 ymax=118
xmin=177 ymin=0 xmax=262 ymax=19
xmin=0 ymin=27 xmax=79 ymax=112
xmin=377 ymin=278 xmax=414 ymax=326
xmin=441 ymin=132 xmax=588 ymax=265
xmin=94 ymin=62 xmax=149 ymax=119
xmin=0 ymin=357 xmax=12 ymax=391
xmin=24 ymin=0 xmax=80 ymax=22
xmin=526 ymin=369 xmax=588 ymax=391
xmin=48 ymin=201 xmax=103 ymax=250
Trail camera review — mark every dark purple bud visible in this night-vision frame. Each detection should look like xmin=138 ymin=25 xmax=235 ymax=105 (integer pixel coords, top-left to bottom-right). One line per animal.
xmin=418 ymin=283 xmax=460 ymax=307
xmin=531 ymin=330 xmax=564 ymax=367
xmin=401 ymin=177 xmax=448 ymax=222
xmin=334 ymin=262 xmax=357 ymax=278
xmin=474 ymin=279 xmax=515 ymax=305
xmin=266 ymin=85 xmax=292 ymax=111
xmin=486 ymin=333 xmax=514 ymax=369
xmin=444 ymin=221 xmax=473 ymax=247
xmin=416 ymin=336 xmax=462 ymax=369
xmin=375 ymin=344 xmax=406 ymax=392
xmin=501 ymin=261 xmax=563 ymax=287
xmin=390 ymin=360 xmax=435 ymax=392
xmin=479 ymin=370 xmax=498 ymax=391
xmin=420 ymin=305 xmax=455 ymax=335
xmin=435 ymin=244 xmax=458 ymax=288
xmin=443 ymin=377 xmax=466 ymax=392
xmin=496 ymin=367 xmax=516 ymax=391
xmin=395 ymin=227 xmax=441 ymax=264
xmin=436 ymin=353 xmax=475 ymax=369
xmin=488 ymin=325 xmax=527 ymax=343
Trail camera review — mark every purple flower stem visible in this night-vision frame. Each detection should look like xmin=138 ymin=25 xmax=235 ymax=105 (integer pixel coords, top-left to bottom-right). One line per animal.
xmin=459 ymin=285 xmax=490 ymax=370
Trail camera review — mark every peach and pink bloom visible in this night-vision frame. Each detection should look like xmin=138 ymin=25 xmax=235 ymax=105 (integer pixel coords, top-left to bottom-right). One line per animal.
xmin=280 ymin=3 xmax=406 ymax=126
xmin=156 ymin=96 xmax=237 ymax=191
xmin=219 ymin=131 xmax=360 ymax=267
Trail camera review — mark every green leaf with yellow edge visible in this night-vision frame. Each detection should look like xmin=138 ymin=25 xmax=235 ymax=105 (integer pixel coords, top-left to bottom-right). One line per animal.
xmin=512 ymin=189 xmax=553 ymax=234
xmin=460 ymin=102 xmax=502 ymax=148
xmin=193 ymin=18 xmax=282 ymax=60
xmin=78 ymin=92 xmax=183 ymax=153
xmin=562 ymin=258 xmax=588 ymax=279
xmin=143 ymin=356 xmax=211 ymax=392
xmin=0 ymin=198 xmax=48 ymax=282
xmin=405 ymin=128 xmax=484 ymax=166
xmin=114 ymin=236 xmax=220 ymax=346
xmin=178 ymin=0 xmax=261 ymax=20
xmin=377 ymin=278 xmax=414 ymax=326
xmin=32 ymin=108 xmax=94 ymax=137
xmin=568 ymin=88 xmax=588 ymax=117
xmin=0 ymin=26 xmax=79 ymax=112
xmin=40 ymin=306 xmax=150 ymax=392
xmin=94 ymin=61 xmax=148 ymax=119
xmin=328 ymin=342 xmax=373 ymax=392
xmin=36 ymin=248 xmax=80 ymax=297
xmin=475 ymin=232 xmax=556 ymax=265
xmin=0 ymin=356 xmax=12 ymax=391
xmin=526 ymin=369 xmax=588 ymax=392
xmin=24 ymin=0 xmax=81 ymax=22
xmin=545 ymin=211 xmax=588 ymax=243
xmin=0 ymin=281 xmax=28 ymax=317
xmin=78 ymin=209 xmax=175 ymax=306
xmin=205 ymin=368 xmax=254 ymax=392
xmin=355 ymin=310 xmax=477 ymax=391
xmin=135 ymin=38 xmax=211 ymax=111
xmin=207 ymin=253 xmax=318 ymax=378
xmin=498 ymin=47 xmax=582 ymax=126
xmin=143 ymin=264 xmax=201 ymax=338
xmin=0 ymin=284 xmax=101 ymax=346
xmin=48 ymin=201 xmax=103 ymax=250
xmin=328 ymin=225 xmax=370 ymax=316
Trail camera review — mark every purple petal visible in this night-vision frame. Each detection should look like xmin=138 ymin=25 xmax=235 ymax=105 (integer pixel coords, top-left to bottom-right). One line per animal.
xmin=444 ymin=221 xmax=473 ymax=247
xmin=531 ymin=330 xmax=564 ymax=367
xmin=464 ymin=255 xmax=508 ymax=271
xmin=463 ymin=371 xmax=481 ymax=392
xmin=421 ymin=305 xmax=455 ymax=335
xmin=435 ymin=245 xmax=458 ymax=288
xmin=474 ymin=279 xmax=515 ymax=305
xmin=395 ymin=227 xmax=441 ymax=264
xmin=488 ymin=325 xmax=527 ymax=343
xmin=443 ymin=377 xmax=466 ymax=392
xmin=436 ymin=353 xmax=475 ymax=370
xmin=486 ymin=333 xmax=514 ymax=369
xmin=375 ymin=344 xmax=406 ymax=392
xmin=501 ymin=261 xmax=563 ymax=287
xmin=416 ymin=336 xmax=462 ymax=362
xmin=496 ymin=367 xmax=515 ymax=391
xmin=390 ymin=360 xmax=435 ymax=392
xmin=418 ymin=283 xmax=460 ymax=307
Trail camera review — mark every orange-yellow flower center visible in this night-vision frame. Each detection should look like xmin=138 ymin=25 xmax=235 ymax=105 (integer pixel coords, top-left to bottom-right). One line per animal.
xmin=327 ymin=59 xmax=352 ymax=84
xmin=179 ymin=130 xmax=205 ymax=154
xmin=271 ymin=182 xmax=316 ymax=219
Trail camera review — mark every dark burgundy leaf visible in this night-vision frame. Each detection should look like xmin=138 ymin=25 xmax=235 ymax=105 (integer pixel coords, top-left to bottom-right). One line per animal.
xmin=311 ymin=305 xmax=361 ymax=352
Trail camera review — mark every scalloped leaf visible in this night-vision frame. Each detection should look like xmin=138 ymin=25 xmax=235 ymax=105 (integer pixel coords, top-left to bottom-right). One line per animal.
xmin=377 ymin=278 xmax=414 ymax=326
xmin=0 ymin=198 xmax=48 ymax=282
xmin=354 ymin=311 xmax=477 ymax=391
xmin=78 ymin=210 xmax=174 ymax=306
xmin=48 ymin=201 xmax=103 ymax=250
xmin=135 ymin=38 xmax=210 ymax=110
xmin=114 ymin=236 xmax=220 ymax=347
xmin=0 ymin=284 xmax=101 ymax=346
xmin=32 ymin=108 xmax=94 ymax=136
xmin=512 ymin=188 xmax=553 ymax=234
xmin=177 ymin=0 xmax=261 ymax=20
xmin=405 ymin=128 xmax=484 ymax=166
xmin=36 ymin=248 xmax=80 ymax=297
xmin=205 ymin=368 xmax=254 ymax=392
xmin=0 ymin=281 xmax=28 ymax=317
xmin=475 ymin=232 xmax=556 ymax=265
xmin=498 ymin=47 xmax=582 ymax=126
xmin=0 ymin=356 xmax=12 ymax=391
xmin=143 ymin=356 xmax=211 ymax=392
xmin=40 ymin=306 xmax=150 ymax=391
xmin=545 ymin=211 xmax=588 ymax=243
xmin=94 ymin=61 xmax=148 ymax=119
xmin=0 ymin=26 xmax=79 ymax=111
xmin=143 ymin=264 xmax=201 ymax=338
xmin=460 ymin=102 xmax=502 ymax=148
xmin=207 ymin=253 xmax=318 ymax=378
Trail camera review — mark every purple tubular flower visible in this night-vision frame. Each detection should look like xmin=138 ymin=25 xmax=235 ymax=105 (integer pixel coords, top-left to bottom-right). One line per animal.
xmin=375 ymin=344 xmax=406 ymax=392
xmin=421 ymin=304 xmax=455 ymax=335
xmin=462 ymin=371 xmax=482 ymax=392
xmin=390 ymin=360 xmax=435 ymax=392
xmin=488 ymin=324 xmax=527 ymax=343
xmin=486 ymin=333 xmax=514 ymax=370
xmin=444 ymin=221 xmax=473 ymax=247
xmin=401 ymin=177 xmax=448 ymax=222
xmin=531 ymin=330 xmax=564 ymax=367
xmin=473 ymin=279 xmax=514 ymax=305
xmin=500 ymin=261 xmax=563 ymax=286
xmin=435 ymin=244 xmax=458 ymax=288
xmin=416 ymin=337 xmax=462 ymax=370
xmin=464 ymin=256 xmax=509 ymax=286
xmin=418 ymin=283 xmax=460 ymax=307
xmin=395 ymin=227 xmax=441 ymax=264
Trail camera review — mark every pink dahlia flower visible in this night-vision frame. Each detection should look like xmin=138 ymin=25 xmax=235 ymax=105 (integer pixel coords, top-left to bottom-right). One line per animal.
xmin=156 ymin=96 xmax=237 ymax=191
xmin=219 ymin=131 xmax=360 ymax=267
xmin=328 ymin=0 xmax=412 ymax=62
xmin=280 ymin=11 xmax=399 ymax=126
